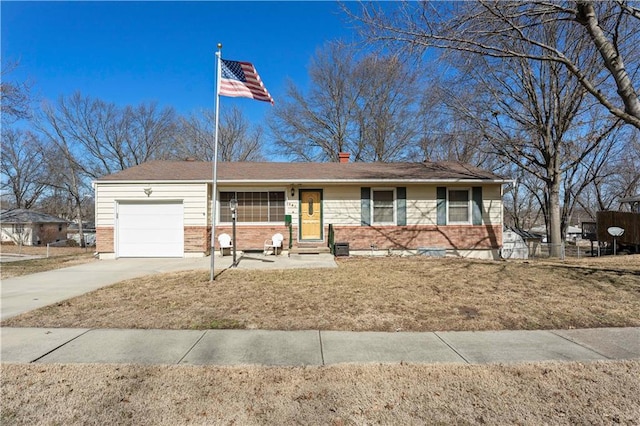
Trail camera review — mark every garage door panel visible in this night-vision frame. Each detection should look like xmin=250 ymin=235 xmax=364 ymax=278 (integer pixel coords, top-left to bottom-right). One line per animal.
xmin=119 ymin=229 xmax=183 ymax=244
xmin=121 ymin=243 xmax=180 ymax=258
xmin=117 ymin=202 xmax=184 ymax=258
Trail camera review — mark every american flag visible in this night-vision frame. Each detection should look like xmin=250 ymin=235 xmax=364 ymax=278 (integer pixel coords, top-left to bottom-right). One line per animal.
xmin=219 ymin=59 xmax=274 ymax=104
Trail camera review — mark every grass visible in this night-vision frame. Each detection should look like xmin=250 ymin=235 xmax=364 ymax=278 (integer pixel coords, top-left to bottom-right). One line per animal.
xmin=2 ymin=361 xmax=639 ymax=425
xmin=3 ymin=255 xmax=639 ymax=331
xmin=0 ymin=245 xmax=96 ymax=279
xmin=3 ymin=255 xmax=638 ymax=424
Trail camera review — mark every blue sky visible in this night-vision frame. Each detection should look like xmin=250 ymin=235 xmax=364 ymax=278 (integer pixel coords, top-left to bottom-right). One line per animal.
xmin=2 ymin=1 xmax=359 ymax=125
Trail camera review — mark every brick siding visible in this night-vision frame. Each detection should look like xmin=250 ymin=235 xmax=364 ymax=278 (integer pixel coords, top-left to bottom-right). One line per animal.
xmin=96 ymin=227 xmax=114 ymax=253
xmin=38 ymin=224 xmax=67 ymax=245
xmin=184 ymin=226 xmax=210 ymax=253
xmin=215 ymin=225 xmax=294 ymax=250
xmin=331 ymin=225 xmax=502 ymax=250
xmin=97 ymin=224 xmax=499 ymax=255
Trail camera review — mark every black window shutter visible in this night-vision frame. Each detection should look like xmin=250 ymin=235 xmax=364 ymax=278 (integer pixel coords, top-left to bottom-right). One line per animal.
xmin=437 ymin=187 xmax=447 ymax=225
xmin=397 ymin=187 xmax=406 ymax=226
xmin=361 ymin=187 xmax=371 ymax=226
xmin=472 ymin=186 xmax=483 ymax=225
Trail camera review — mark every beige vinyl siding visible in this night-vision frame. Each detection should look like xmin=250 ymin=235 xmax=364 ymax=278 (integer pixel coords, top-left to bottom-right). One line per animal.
xmin=322 ymin=186 xmax=362 ymax=226
xmin=95 ymin=183 xmax=208 ymax=227
xmin=483 ymin=184 xmax=502 ymax=225
xmin=406 ymin=184 xmax=502 ymax=226
xmin=317 ymin=184 xmax=502 ymax=227
xmin=406 ymin=186 xmax=438 ymax=225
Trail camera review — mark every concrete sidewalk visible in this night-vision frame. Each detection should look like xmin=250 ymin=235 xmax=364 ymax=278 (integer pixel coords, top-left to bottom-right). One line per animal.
xmin=0 ymin=253 xmax=337 ymax=320
xmin=2 ymin=327 xmax=638 ymax=366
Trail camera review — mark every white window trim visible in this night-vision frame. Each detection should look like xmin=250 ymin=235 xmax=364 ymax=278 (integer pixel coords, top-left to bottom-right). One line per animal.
xmin=447 ymin=187 xmax=472 ymax=225
xmin=371 ymin=187 xmax=396 ymax=225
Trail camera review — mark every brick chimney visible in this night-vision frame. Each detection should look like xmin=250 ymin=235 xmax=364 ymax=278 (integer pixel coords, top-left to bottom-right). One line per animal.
xmin=338 ymin=152 xmax=350 ymax=163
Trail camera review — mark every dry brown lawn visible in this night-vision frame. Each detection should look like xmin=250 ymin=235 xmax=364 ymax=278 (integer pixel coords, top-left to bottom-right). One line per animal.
xmin=3 ymin=255 xmax=639 ymax=332
xmin=3 ymin=255 xmax=639 ymax=425
xmin=2 ymin=361 xmax=639 ymax=425
xmin=0 ymin=245 xmax=96 ymax=280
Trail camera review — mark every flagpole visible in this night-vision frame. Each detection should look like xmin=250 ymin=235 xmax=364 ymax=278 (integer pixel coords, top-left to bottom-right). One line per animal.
xmin=210 ymin=43 xmax=222 ymax=281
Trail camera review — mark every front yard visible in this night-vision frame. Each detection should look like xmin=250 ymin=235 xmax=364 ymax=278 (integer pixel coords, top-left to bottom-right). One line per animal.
xmin=3 ymin=255 xmax=639 ymax=425
xmin=0 ymin=245 xmax=95 ymax=279
xmin=4 ymin=255 xmax=639 ymax=332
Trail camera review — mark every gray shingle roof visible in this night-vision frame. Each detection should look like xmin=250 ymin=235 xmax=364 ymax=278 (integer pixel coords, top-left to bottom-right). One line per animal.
xmin=506 ymin=227 xmax=541 ymax=240
xmin=0 ymin=209 xmax=69 ymax=224
xmin=96 ymin=160 xmax=507 ymax=183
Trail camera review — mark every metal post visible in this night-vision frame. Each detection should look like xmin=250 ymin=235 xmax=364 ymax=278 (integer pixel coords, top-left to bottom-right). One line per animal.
xmin=210 ymin=43 xmax=222 ymax=281
xmin=232 ymin=209 xmax=237 ymax=267
xmin=230 ymin=198 xmax=238 ymax=267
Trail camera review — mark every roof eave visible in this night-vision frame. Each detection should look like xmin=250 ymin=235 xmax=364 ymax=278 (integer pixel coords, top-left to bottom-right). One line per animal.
xmin=220 ymin=178 xmax=512 ymax=184
xmin=94 ymin=178 xmax=511 ymax=185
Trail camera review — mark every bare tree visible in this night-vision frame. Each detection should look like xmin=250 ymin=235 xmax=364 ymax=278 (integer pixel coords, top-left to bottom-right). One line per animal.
xmin=578 ymin=128 xmax=640 ymax=215
xmin=173 ymin=106 xmax=265 ymax=161
xmin=353 ymin=1 xmax=640 ymax=129
xmin=37 ymin=189 xmax=75 ymax=221
xmin=354 ymin=55 xmax=423 ymax=161
xmin=125 ymin=102 xmax=178 ymax=164
xmin=34 ymin=94 xmax=123 ymax=247
xmin=503 ymin=169 xmax=546 ymax=230
xmin=360 ymin=1 xmax=640 ymax=256
xmin=38 ymin=137 xmax=90 ymax=247
xmin=36 ymin=92 xmax=177 ymax=179
xmin=426 ymin=18 xmax=623 ymax=256
xmin=268 ymin=42 xmax=364 ymax=162
xmin=416 ymin=74 xmax=507 ymax=170
xmin=0 ymin=128 xmax=48 ymax=209
xmin=268 ymin=41 xmax=424 ymax=162
xmin=1 ymin=60 xmax=32 ymax=122
xmin=559 ymin=123 xmax=624 ymax=232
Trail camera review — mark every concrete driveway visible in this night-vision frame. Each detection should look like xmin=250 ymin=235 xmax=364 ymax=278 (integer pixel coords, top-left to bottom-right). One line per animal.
xmin=1 ymin=257 xmax=210 ymax=321
xmin=0 ymin=254 xmax=337 ymax=321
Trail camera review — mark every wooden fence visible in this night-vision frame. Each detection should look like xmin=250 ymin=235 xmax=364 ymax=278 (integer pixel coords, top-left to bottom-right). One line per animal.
xmin=596 ymin=211 xmax=640 ymax=245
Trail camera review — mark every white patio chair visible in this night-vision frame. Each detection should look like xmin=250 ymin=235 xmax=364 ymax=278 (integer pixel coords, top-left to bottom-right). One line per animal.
xmin=263 ymin=233 xmax=284 ymax=255
xmin=218 ymin=233 xmax=232 ymax=256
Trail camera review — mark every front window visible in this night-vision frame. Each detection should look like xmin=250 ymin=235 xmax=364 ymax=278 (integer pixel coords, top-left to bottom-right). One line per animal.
xmin=448 ymin=189 xmax=470 ymax=223
xmin=372 ymin=189 xmax=395 ymax=224
xmin=219 ymin=191 xmax=285 ymax=223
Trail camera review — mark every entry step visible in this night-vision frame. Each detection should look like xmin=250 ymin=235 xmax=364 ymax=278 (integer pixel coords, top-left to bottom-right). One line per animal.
xmin=289 ymin=247 xmax=332 ymax=255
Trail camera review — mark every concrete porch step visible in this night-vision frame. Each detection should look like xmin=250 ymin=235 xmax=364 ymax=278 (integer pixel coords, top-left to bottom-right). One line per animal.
xmin=289 ymin=246 xmax=332 ymax=255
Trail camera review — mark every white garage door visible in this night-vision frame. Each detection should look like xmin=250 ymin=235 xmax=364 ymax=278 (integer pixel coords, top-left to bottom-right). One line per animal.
xmin=117 ymin=202 xmax=184 ymax=258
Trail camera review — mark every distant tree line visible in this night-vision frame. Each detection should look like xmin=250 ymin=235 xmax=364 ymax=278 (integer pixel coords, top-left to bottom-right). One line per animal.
xmin=2 ymin=1 xmax=639 ymax=256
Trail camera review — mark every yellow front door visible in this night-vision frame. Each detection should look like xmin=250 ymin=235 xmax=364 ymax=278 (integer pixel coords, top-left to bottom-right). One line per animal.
xmin=300 ymin=190 xmax=322 ymax=240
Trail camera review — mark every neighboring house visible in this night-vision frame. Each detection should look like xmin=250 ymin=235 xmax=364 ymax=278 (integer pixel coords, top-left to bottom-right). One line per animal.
xmin=92 ymin=157 xmax=510 ymax=259
xmin=67 ymin=222 xmax=97 ymax=246
xmin=620 ymin=195 xmax=640 ymax=213
xmin=502 ymin=227 xmax=542 ymax=259
xmin=530 ymin=225 xmax=583 ymax=243
xmin=0 ymin=209 xmax=69 ymax=246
